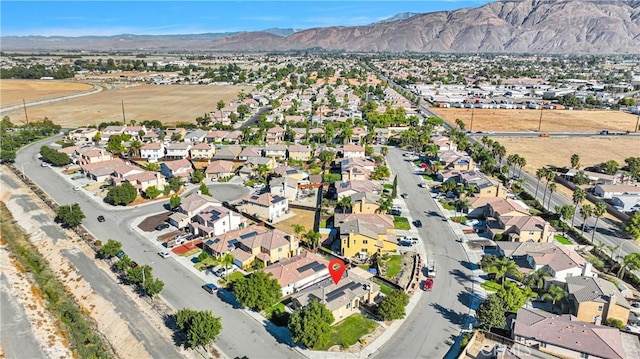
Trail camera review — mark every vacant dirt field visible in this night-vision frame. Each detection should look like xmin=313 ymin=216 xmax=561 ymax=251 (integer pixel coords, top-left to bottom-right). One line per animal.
xmin=433 ymin=108 xmax=638 ymax=133
xmin=492 ymin=136 xmax=639 ymax=172
xmin=273 ymin=208 xmax=317 ymax=234
xmin=1 ymin=80 xmax=94 ymax=106
xmin=2 ymin=83 xmax=253 ymax=127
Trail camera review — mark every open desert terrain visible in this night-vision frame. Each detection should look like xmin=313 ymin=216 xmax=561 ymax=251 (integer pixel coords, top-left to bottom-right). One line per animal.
xmin=2 ymin=83 xmax=253 ymax=127
xmin=1 ymin=80 xmax=95 ymax=107
xmin=434 ymin=108 xmax=639 ymax=133
xmin=492 ymin=136 xmax=639 ymax=173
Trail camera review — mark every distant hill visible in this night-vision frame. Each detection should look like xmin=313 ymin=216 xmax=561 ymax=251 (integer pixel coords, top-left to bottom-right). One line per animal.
xmin=261 ymin=28 xmax=298 ymax=36
xmin=2 ymin=0 xmax=639 ymax=54
xmin=375 ymin=12 xmax=421 ymax=24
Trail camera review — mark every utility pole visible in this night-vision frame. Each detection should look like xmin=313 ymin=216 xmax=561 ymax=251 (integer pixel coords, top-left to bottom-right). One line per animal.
xmin=22 ymin=98 xmax=29 ymax=124
xmin=636 ymin=112 xmax=639 ymax=133
xmin=537 ymin=103 xmax=543 ymax=132
xmin=470 ymin=106 xmax=475 ymax=132
xmin=121 ymin=100 xmax=126 ymax=124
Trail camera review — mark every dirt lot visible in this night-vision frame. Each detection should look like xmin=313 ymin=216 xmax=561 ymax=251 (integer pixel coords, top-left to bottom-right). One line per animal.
xmin=273 ymin=208 xmax=317 ymax=234
xmin=2 ymin=83 xmax=253 ymax=127
xmin=138 ymin=212 xmax=170 ymax=232
xmin=492 ymin=136 xmax=639 ymax=172
xmin=1 ymin=80 xmax=94 ymax=106
xmin=433 ymin=108 xmax=638 ymax=133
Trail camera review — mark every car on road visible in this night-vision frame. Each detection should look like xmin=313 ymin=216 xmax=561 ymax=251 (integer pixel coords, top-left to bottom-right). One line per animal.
xmin=97 ymin=215 xmax=105 ymax=222
xmin=412 ymin=220 xmax=423 ymax=228
xmin=423 ymin=278 xmax=434 ymax=291
xmin=73 ymin=185 xmax=81 ymax=191
xmin=400 ymin=193 xmax=409 ymax=198
xmin=155 ymin=223 xmax=170 ymax=231
xmin=40 ymin=162 xmax=49 ymax=167
xmin=158 ymin=250 xmax=171 ymax=259
xmin=398 ymin=240 xmax=413 ymax=247
xmin=418 ymin=182 xmax=427 ymax=188
xmin=202 ymin=283 xmax=218 ymax=294
xmin=584 ymin=225 xmax=594 ymax=233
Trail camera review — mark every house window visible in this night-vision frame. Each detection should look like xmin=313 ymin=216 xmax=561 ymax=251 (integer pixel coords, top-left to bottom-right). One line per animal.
xmin=346 ymin=302 xmax=351 ymax=309
xmin=278 ymin=248 xmax=283 ymax=252
xmin=597 ymin=305 xmax=603 ymax=312
xmin=363 ymin=240 xmax=368 ymax=245
xmin=539 ymin=342 xmax=547 ymax=348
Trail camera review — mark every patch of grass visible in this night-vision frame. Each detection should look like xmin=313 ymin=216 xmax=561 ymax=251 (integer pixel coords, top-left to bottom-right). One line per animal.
xmin=194 ymin=256 xmax=219 ymax=271
xmin=0 ymin=202 xmax=112 ymax=358
xmin=554 ymin=235 xmax=572 ymax=245
xmin=440 ymin=200 xmax=455 ymax=210
xmin=422 ymin=174 xmax=435 ymax=181
xmin=383 ymin=183 xmax=393 ymax=189
xmin=481 ymin=280 xmax=502 ymax=292
xmin=357 ymin=264 xmax=370 ymax=270
xmin=452 ymin=216 xmax=468 ymax=223
xmin=528 ymin=209 xmax=543 ymax=215
xmin=381 ymin=254 xmax=403 ymax=280
xmin=320 ymin=219 xmax=327 ymax=228
xmin=393 ymin=216 xmax=410 ymax=230
xmin=372 ymin=278 xmax=393 ymax=296
xmin=320 ymin=314 xmax=378 ymax=350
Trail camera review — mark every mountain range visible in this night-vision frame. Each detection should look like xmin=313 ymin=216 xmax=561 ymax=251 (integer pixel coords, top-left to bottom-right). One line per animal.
xmin=2 ymin=0 xmax=639 ymax=54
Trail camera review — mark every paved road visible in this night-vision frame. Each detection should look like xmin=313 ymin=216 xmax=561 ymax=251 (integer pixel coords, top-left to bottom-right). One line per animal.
xmin=238 ymin=106 xmax=272 ymax=129
xmin=373 ymin=148 xmax=475 ymax=359
xmin=16 ymin=136 xmax=302 ymax=359
xmin=0 ymin=273 xmax=46 ymax=359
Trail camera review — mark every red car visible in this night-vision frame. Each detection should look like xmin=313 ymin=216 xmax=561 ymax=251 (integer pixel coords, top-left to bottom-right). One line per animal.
xmin=423 ymin=278 xmax=434 ymax=291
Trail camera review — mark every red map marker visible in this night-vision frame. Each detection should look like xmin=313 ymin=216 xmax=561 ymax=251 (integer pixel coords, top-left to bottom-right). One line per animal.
xmin=328 ymin=258 xmax=346 ymax=284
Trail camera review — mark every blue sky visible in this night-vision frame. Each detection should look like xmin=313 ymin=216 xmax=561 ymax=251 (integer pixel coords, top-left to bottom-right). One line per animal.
xmin=1 ymin=1 xmax=492 ymax=37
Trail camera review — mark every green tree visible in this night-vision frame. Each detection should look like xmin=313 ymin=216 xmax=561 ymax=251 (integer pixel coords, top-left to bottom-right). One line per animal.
xmin=318 ymin=150 xmax=336 ymax=169
xmin=605 ymin=318 xmax=625 ymax=330
xmin=455 ymin=118 xmax=466 ymax=130
xmin=98 ymin=239 xmax=122 ymax=259
xmin=168 ymin=177 xmax=184 ymax=193
xmin=55 ymin=203 xmax=85 ymax=228
xmin=288 ymin=300 xmax=334 ymax=349
xmin=523 ymin=268 xmax=551 ymax=291
xmin=547 ymin=182 xmax=557 ymax=208
xmin=377 ymin=289 xmax=410 ymax=320
xmin=216 ymin=100 xmax=226 ymax=119
xmin=142 ymin=162 xmax=161 ymax=172
xmin=169 ymin=194 xmax=181 ymax=209
xmin=371 ymin=165 xmax=391 ymax=180
xmin=624 ymin=212 xmax=640 ymax=240
xmin=323 ymin=173 xmax=341 ymax=184
xmin=128 ymin=139 xmax=142 ymax=157
xmin=541 ymin=168 xmax=555 ymax=206
xmin=304 ymin=230 xmax=321 ymax=249
xmin=221 ymin=253 xmax=234 ymax=281
xmin=534 ymin=168 xmax=545 ymax=198
xmin=476 ymin=294 xmax=506 ymax=330
xmin=143 ymin=278 xmax=164 ymax=297
xmin=233 ymin=271 xmax=282 ymax=311
xmin=39 ymin=146 xmax=71 ymax=166
xmin=488 ymin=257 xmax=520 ymax=285
xmin=570 ymin=154 xmax=580 ymax=169
xmin=591 ymin=202 xmax=607 ymax=242
xmin=125 ymin=265 xmax=151 ymax=285
xmin=599 ymin=160 xmax=619 ymax=175
xmin=144 ymin=185 xmax=161 ymax=199
xmin=556 ymin=204 xmax=575 ymax=235
xmin=106 ymin=182 xmax=138 ymax=205
xmin=114 ymin=255 xmax=133 ymax=272
xmin=571 ymin=188 xmax=586 ymax=228
xmin=337 ymin=196 xmax=352 ymax=214
xmin=291 ymin=224 xmax=306 ymax=241
xmin=191 ymin=170 xmax=206 ymax=184
xmin=542 ymin=284 xmax=566 ymax=306
xmin=391 ymin=175 xmax=398 ymax=199
xmin=580 ymin=204 xmax=594 ymax=236
xmin=175 ymin=309 xmax=222 ymax=350
xmin=623 ymin=156 xmax=640 ymax=180
xmin=496 ymin=281 xmax=535 ymax=312
xmin=618 ymin=252 xmax=640 ymax=279
xmin=380 ymin=146 xmax=389 ymax=158
xmin=199 ymin=183 xmax=211 ymax=196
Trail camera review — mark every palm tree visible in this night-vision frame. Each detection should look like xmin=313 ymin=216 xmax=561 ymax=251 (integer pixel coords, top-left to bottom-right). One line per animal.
xmin=570 ymin=154 xmax=580 ymax=169
xmin=376 ymin=195 xmax=393 ymax=214
xmin=221 ymin=253 xmax=234 ymax=281
xmin=606 ymin=244 xmax=621 ymax=260
xmin=580 ymin=204 xmax=594 ymax=236
xmin=304 ymin=230 xmax=321 ymax=249
xmin=617 ymin=253 xmax=640 ymax=279
xmin=507 ymin=154 xmax=517 ymax=179
xmin=128 ymin=139 xmax=142 ymax=158
xmin=547 ymin=182 xmax=557 ymax=208
xmin=542 ymin=168 xmax=555 ymax=206
xmin=453 ymin=198 xmax=470 ymax=221
xmin=591 ymin=202 xmax=607 ymax=242
xmin=380 ymin=146 xmax=389 ymax=158
xmin=291 ymin=224 xmax=306 ymax=241
xmin=517 ymin=156 xmax=527 ymax=178
xmin=338 ymin=196 xmax=352 ymax=214
xmin=256 ymin=164 xmax=270 ymax=182
xmin=543 ymin=284 xmax=566 ymax=306
xmin=535 ymin=168 xmax=544 ymax=198
xmin=571 ymin=188 xmax=586 ymax=228
xmin=489 ymin=257 xmax=520 ymax=285
xmin=341 ymin=128 xmax=354 ymax=144
xmin=524 ymin=268 xmax=551 ymax=291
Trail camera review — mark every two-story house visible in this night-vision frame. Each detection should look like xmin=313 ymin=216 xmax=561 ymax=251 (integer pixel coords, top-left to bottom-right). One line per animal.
xmin=243 ymin=193 xmax=289 ymax=222
xmin=566 ymin=276 xmax=631 ymax=326
xmin=201 ymin=226 xmax=269 ymax=258
xmin=168 ymin=194 xmax=221 ymax=229
xmin=165 ymin=142 xmax=191 ymax=160
xmin=263 ymin=252 xmax=330 ymax=296
xmin=335 ymin=213 xmax=397 ymax=258
xmin=264 ymin=144 xmax=288 ymax=159
xmin=266 ymin=126 xmax=285 ymax=144
xmin=68 ymin=128 xmax=98 ymax=143
xmin=205 ymin=160 xmax=234 ymax=180
xmin=350 ymin=192 xmax=381 ymax=214
xmin=231 ymin=228 xmax=299 ymax=268
xmin=287 ymin=145 xmax=311 ymax=161
xmin=190 ymin=143 xmax=215 ymax=160
xmin=342 ymin=144 xmax=365 ymax=159
xmin=160 ymin=159 xmax=194 ymax=179
xmin=124 ymin=171 xmax=166 ymax=192
xmin=140 ymin=142 xmax=165 ymax=163
xmin=336 ymin=180 xmax=382 ymax=200
xmin=190 ymin=205 xmax=246 ymax=238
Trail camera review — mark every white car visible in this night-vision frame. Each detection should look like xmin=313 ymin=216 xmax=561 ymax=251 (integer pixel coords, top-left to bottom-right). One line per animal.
xmin=73 ymin=186 xmax=81 ymax=191
xmin=158 ymin=250 xmax=171 ymax=259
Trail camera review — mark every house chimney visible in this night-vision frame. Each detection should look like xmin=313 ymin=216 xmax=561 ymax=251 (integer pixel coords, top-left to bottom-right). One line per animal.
xmin=582 ymin=262 xmax=592 ymax=276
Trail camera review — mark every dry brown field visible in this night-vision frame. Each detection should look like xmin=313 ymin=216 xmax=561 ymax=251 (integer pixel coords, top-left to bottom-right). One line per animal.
xmin=492 ymin=136 xmax=639 ymax=173
xmin=1 ymin=80 xmax=94 ymax=106
xmin=273 ymin=209 xmax=317 ymax=235
xmin=433 ymin=108 xmax=638 ymax=133
xmin=75 ymin=71 xmax=162 ymax=79
xmin=2 ymin=83 xmax=253 ymax=127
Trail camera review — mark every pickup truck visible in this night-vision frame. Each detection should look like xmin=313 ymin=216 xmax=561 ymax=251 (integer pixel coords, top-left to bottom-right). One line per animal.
xmin=426 ymin=261 xmax=437 ymax=278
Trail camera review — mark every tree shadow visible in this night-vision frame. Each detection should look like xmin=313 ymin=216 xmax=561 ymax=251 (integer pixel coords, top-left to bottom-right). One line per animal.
xmin=458 ymin=290 xmax=483 ymax=310
xmin=216 ymin=288 xmax=243 ymax=309
xmin=431 ymin=302 xmax=473 ymax=326
xmin=460 ymin=260 xmax=479 ymax=271
xmin=164 ymin=314 xmax=188 ymax=348
xmin=449 ymin=268 xmax=474 ymax=286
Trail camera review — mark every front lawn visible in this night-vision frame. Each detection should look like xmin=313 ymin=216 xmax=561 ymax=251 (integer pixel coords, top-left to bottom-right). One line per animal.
xmin=393 ymin=216 xmax=410 ymax=230
xmin=554 ymin=235 xmax=572 ymax=245
xmin=451 ymin=216 xmax=468 ymax=223
xmin=320 ymin=314 xmax=378 ymax=350
xmin=264 ymin=302 xmax=290 ymax=327
xmin=440 ymin=200 xmax=455 ymax=210
xmin=372 ymin=278 xmax=393 ymax=296
xmin=194 ymin=256 xmax=219 ymax=271
xmin=380 ymin=254 xmax=402 ymax=280
xmin=481 ymin=280 xmax=502 ymax=292
xmin=422 ymin=174 xmax=435 ymax=181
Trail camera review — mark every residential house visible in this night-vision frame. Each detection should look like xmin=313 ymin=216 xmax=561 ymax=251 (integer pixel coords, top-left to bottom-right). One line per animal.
xmin=205 ymin=130 xmax=229 ymax=144
xmin=289 ymin=271 xmax=380 ymax=324
xmin=168 ymin=194 xmax=221 ymax=229
xmin=350 ymin=127 xmax=368 ymax=145
xmin=460 ymin=170 xmax=506 ymax=198
xmin=140 ymin=142 xmax=165 ymax=163
xmin=611 ymin=194 xmax=640 ymax=213
xmin=263 ymin=252 xmax=330 ymax=296
xmin=111 ymin=163 xmax=144 ymax=180
xmin=74 ymin=146 xmax=113 ymax=165
xmin=335 ymin=213 xmax=397 ymax=258
xmin=273 ymin=166 xmax=307 ymax=181
xmin=232 ymin=228 xmax=299 ymax=268
xmin=201 ymin=226 xmax=269 ymax=258
xmin=512 ymin=307 xmax=628 ymax=359
xmin=224 ymin=130 xmax=243 ymax=144
xmin=308 ymin=128 xmax=325 ymax=142
xmin=594 ymin=184 xmax=640 ymax=199
xmin=205 ymin=160 xmax=234 ymax=180
xmin=243 ymin=193 xmax=289 ymax=222
xmin=190 ymin=205 xmax=246 ymax=238
xmin=123 ymin=126 xmax=146 ymax=139
xmin=264 ymin=144 xmax=288 ymax=159
xmin=434 ymin=150 xmax=474 ymax=171
xmin=497 ymin=242 xmax=595 ymax=283
xmin=184 ymin=129 xmax=208 ymax=144
xmin=336 ymin=180 xmax=382 ymax=199
xmin=266 ymin=126 xmax=285 ymax=143
xmin=165 ymin=142 xmax=191 ymax=160
xmin=190 ymin=143 xmax=215 ymax=160
xmin=101 ymin=125 xmax=125 ymax=139
xmin=291 ymin=128 xmax=307 ymax=143
xmin=164 ymin=128 xmax=187 ymax=141
xmin=342 ymin=144 xmax=365 ymax=159
xmin=67 ymin=128 xmax=98 ymax=143
xmin=270 ymin=176 xmax=299 ymax=202
xmin=124 ymin=171 xmax=166 ymax=192
xmin=340 ymin=158 xmax=376 ymax=181
xmin=238 ymin=147 xmax=264 ymax=161
xmin=213 ymin=146 xmax=242 ymax=160
xmin=350 ymin=192 xmax=381 ymax=214
xmin=431 ymin=135 xmax=457 ymax=152
xmin=489 ymin=213 xmax=554 ymax=242
xmin=566 ymin=276 xmax=631 ymax=326
xmin=160 ymin=159 xmax=194 ymax=179
xmin=142 ymin=130 xmax=159 ymax=143
xmin=287 ymin=145 xmax=311 ymax=161
xmin=80 ymin=159 xmax=128 ymax=182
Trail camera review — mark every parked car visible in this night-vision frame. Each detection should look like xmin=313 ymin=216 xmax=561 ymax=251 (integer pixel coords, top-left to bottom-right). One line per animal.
xmin=155 ymin=223 xmax=170 ymax=231
xmin=115 ymin=250 xmax=126 ymax=259
xmin=399 ymin=240 xmax=413 ymax=247
xmin=158 ymin=250 xmax=170 ymax=259
xmin=400 ymin=193 xmax=409 ymax=199
xmin=40 ymin=162 xmax=49 ymax=167
xmin=215 ymin=266 xmax=237 ymax=277
xmin=464 ymin=219 xmax=480 ymax=226
xmin=97 ymin=215 xmax=105 ymax=222
xmin=73 ymin=186 xmax=81 ymax=191
xmin=202 ymin=283 xmax=218 ymax=294
xmin=423 ymin=278 xmax=434 ymax=291
xmin=412 ymin=220 xmax=423 ymax=228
